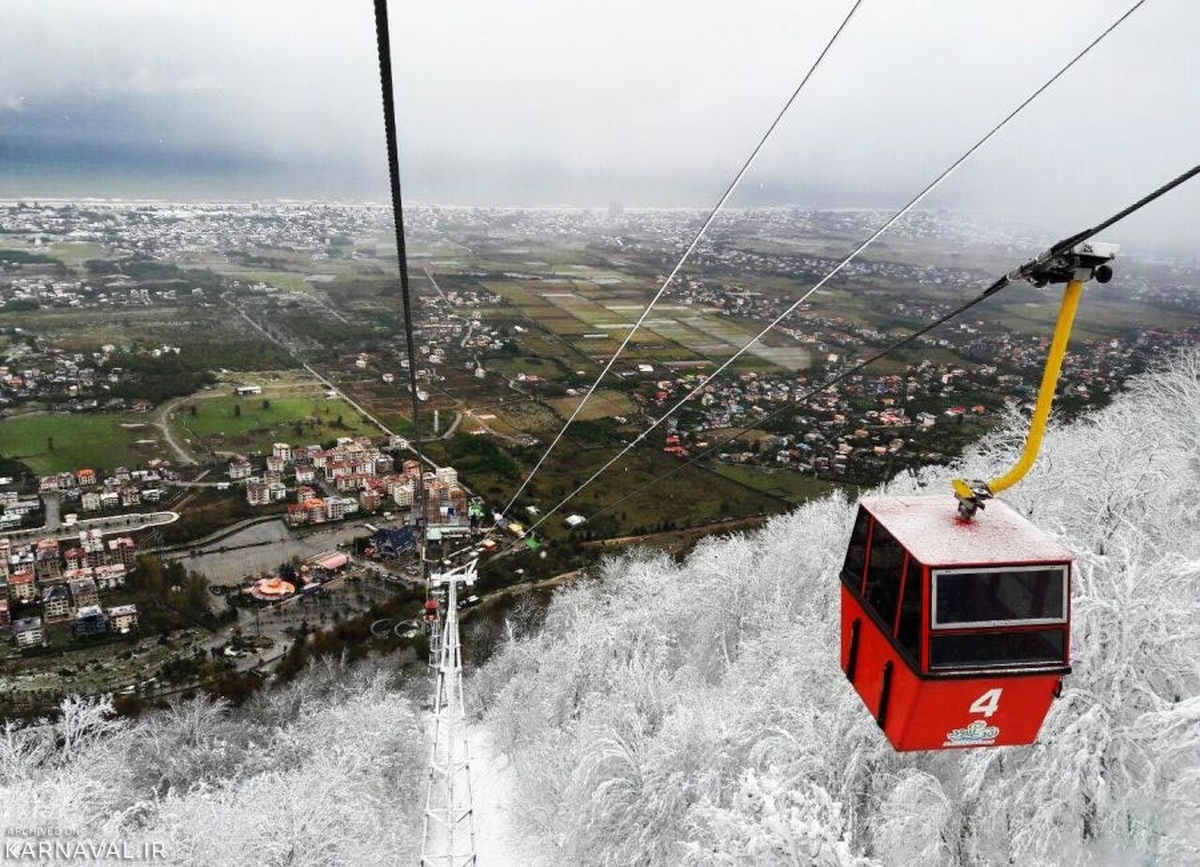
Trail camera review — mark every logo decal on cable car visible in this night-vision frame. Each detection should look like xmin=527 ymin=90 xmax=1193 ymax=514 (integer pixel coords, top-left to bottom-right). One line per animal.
xmin=944 ymin=720 xmax=1001 ymax=746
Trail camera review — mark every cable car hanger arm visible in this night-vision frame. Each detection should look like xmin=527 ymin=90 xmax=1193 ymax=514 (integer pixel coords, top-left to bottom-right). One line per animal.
xmin=952 ymin=242 xmax=1119 ymax=519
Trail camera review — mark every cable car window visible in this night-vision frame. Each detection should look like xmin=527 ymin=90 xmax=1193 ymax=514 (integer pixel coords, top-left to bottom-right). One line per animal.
xmin=863 ymin=523 xmax=904 ymax=625
xmin=895 ymin=558 xmax=922 ymax=660
xmin=932 ymin=565 xmax=1067 ymax=628
xmin=840 ymin=508 xmax=870 ymax=587
xmin=930 ymin=628 xmax=1066 ymax=669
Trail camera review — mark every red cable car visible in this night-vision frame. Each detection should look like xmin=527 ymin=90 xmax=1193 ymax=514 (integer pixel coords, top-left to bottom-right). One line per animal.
xmin=839 ymin=243 xmax=1118 ymax=750
xmin=840 ymin=495 xmax=1072 ymax=750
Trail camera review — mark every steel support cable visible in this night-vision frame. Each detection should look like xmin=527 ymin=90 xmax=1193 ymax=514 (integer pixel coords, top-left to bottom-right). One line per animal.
xmin=992 ymin=161 xmax=1200 ymax=294
xmin=511 ymin=0 xmax=1151 ymax=544
xmin=582 ymin=160 xmax=1200 ymax=524
xmin=500 ymin=0 xmax=865 ymax=518
xmin=374 ymin=0 xmax=427 ymax=526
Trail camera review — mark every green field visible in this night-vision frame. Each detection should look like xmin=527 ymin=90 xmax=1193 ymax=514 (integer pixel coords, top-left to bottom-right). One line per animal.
xmin=709 ymin=463 xmax=848 ymax=505
xmin=544 ymin=390 xmax=635 ymax=422
xmin=0 ymin=412 xmax=161 ymax=476
xmin=486 ymin=279 xmax=811 ymax=372
xmin=232 ymin=270 xmax=313 ymax=293
xmin=48 ymin=241 xmax=107 ymax=266
xmin=169 ymin=394 xmax=379 ymax=454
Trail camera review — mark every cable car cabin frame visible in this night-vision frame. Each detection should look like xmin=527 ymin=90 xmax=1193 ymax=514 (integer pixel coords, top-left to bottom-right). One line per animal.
xmin=840 ymin=495 xmax=1072 ymax=750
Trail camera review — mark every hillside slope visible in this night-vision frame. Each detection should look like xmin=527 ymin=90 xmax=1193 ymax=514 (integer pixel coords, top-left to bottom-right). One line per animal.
xmin=473 ymin=348 xmax=1200 ymax=866
xmin=0 ymin=661 xmax=426 ymax=865
xmin=0 ymin=350 xmax=1195 ymax=866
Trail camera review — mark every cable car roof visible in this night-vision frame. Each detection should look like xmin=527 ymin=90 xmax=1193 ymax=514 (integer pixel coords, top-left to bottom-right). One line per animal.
xmin=859 ymin=495 xmax=1073 ymax=567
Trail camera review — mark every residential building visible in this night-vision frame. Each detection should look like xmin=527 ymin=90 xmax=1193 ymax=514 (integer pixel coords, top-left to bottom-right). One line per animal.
xmin=108 ymin=537 xmax=137 ymax=567
xmin=8 ymin=569 xmax=36 ymax=603
xmin=94 ymin=564 xmax=126 ymax=590
xmin=13 ymin=616 xmax=45 ymax=648
xmin=393 ymin=480 xmax=415 ymax=508
xmin=35 ymin=538 xmax=62 ymax=583
xmin=326 ymin=497 xmax=346 ymax=522
xmin=81 ymin=529 xmax=106 ymax=566
xmin=108 ymin=604 xmax=138 ymax=633
xmin=246 ymin=480 xmax=271 ymax=506
xmin=229 ymin=457 xmax=252 ymax=480
xmin=68 ymin=576 xmax=100 ymax=609
xmin=286 ymin=503 xmax=309 ymax=527
xmin=304 ymin=499 xmax=327 ymax=524
xmin=64 ymin=547 xmax=88 ymax=570
xmin=359 ymin=488 xmax=382 ymax=513
xmin=72 ymin=605 xmax=109 ymax=637
xmin=42 ymin=585 xmax=71 ymax=622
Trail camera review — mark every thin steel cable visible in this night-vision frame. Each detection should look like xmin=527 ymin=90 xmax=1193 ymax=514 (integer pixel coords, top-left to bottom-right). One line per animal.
xmin=500 ymin=0 xmax=865 ymax=517
xmin=374 ymin=0 xmax=427 ymax=528
xmin=583 ymin=160 xmax=1200 ymax=525
xmin=514 ymin=0 xmax=1151 ymax=542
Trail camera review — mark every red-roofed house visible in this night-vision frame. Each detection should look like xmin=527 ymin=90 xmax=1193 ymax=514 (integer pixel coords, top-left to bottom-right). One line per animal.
xmin=8 ymin=569 xmax=36 ymax=604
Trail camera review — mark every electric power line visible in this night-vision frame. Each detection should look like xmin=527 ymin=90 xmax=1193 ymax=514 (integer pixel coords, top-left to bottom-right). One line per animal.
xmin=500 ymin=0 xmax=865 ymax=517
xmin=511 ymin=0 xmax=1152 ymax=543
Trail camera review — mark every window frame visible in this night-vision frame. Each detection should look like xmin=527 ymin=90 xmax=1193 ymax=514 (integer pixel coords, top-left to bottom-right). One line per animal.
xmin=928 ymin=627 xmax=1068 ymax=671
xmin=930 ymin=563 xmax=1069 ymax=630
xmin=862 ymin=523 xmax=906 ymax=628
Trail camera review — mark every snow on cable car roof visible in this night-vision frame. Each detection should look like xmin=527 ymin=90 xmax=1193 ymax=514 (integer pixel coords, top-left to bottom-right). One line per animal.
xmin=860 ymin=494 xmax=1073 ymax=567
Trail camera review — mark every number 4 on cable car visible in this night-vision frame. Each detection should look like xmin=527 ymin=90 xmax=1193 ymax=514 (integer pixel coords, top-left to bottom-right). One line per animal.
xmin=969 ymin=687 xmax=1002 ymax=717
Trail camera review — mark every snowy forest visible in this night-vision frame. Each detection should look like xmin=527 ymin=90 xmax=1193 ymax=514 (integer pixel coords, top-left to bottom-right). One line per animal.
xmin=1 ymin=348 xmax=1197 ymax=866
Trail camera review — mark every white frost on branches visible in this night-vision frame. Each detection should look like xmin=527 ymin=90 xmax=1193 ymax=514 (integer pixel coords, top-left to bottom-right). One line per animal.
xmin=0 ymin=659 xmax=425 ymax=866
xmin=475 ymin=348 xmax=1200 ymax=866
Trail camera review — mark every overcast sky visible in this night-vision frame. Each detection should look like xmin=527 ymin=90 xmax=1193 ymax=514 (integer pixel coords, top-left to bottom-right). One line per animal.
xmin=1 ymin=0 xmax=1197 ymax=250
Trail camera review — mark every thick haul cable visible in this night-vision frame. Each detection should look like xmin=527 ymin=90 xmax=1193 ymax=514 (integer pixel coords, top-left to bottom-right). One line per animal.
xmin=375 ymin=0 xmax=428 ymax=534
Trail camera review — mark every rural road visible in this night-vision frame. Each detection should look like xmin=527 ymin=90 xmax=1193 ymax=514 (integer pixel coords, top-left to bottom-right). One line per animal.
xmin=155 ymin=396 xmax=202 ymax=465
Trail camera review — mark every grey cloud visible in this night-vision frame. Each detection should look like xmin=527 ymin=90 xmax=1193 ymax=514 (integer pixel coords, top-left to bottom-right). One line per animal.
xmin=0 ymin=0 xmax=1196 ymax=250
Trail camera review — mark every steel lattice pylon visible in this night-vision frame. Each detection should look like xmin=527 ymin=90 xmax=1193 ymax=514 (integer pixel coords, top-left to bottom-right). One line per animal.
xmin=420 ymin=560 xmax=478 ymax=866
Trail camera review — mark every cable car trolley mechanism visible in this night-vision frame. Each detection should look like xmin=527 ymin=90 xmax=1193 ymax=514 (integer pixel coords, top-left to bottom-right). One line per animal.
xmin=840 ymin=240 xmax=1118 ymax=750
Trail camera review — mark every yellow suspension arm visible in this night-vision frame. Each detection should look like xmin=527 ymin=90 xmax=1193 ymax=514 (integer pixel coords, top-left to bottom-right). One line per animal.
xmin=953 ymin=278 xmax=1084 ymax=500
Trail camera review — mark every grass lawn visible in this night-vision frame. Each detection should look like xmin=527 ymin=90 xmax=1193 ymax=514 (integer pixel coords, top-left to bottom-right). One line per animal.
xmin=170 ymin=394 xmax=379 ymax=453
xmin=48 ymin=241 xmax=107 ymax=266
xmin=229 ymin=270 xmax=313 ymax=294
xmin=544 ymin=390 xmax=635 ymax=422
xmin=709 ymin=462 xmax=846 ymax=505
xmin=0 ymin=412 xmax=161 ymax=475
xmin=489 ymin=357 xmax=570 ymax=382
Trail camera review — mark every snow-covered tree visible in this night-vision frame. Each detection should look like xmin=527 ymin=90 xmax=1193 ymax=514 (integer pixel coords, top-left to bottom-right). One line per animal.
xmin=475 ymin=348 xmax=1200 ymax=866
xmin=0 ymin=658 xmax=427 ymax=866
